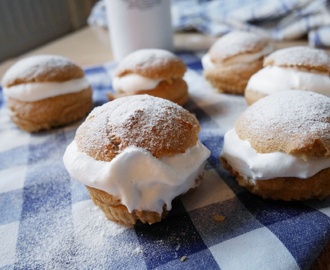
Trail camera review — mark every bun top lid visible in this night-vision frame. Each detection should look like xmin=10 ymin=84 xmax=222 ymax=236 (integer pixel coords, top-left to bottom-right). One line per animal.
xmin=264 ymin=46 xmax=330 ymax=74
xmin=114 ymin=49 xmax=186 ymax=79
xmin=209 ymin=31 xmax=270 ymax=63
xmin=236 ymin=90 xmax=330 ymax=158
xmin=2 ymin=55 xmax=84 ymax=87
xmin=75 ymin=95 xmax=200 ymax=161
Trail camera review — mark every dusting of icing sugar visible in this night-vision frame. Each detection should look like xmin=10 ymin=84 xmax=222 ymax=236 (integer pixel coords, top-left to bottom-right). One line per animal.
xmin=1 ymin=55 xmax=79 ymax=86
xmin=115 ymin=49 xmax=179 ymax=76
xmin=71 ymin=201 xmax=136 ymax=268
xmin=237 ymin=90 xmax=330 ymax=152
xmin=209 ymin=31 xmax=269 ymax=62
xmin=265 ymin=46 xmax=330 ymax=72
xmin=76 ymin=95 xmax=199 ymax=161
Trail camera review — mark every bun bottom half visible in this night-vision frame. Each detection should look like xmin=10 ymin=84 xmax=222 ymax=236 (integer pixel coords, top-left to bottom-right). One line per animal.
xmin=204 ymin=59 xmax=263 ymax=95
xmin=7 ymin=88 xmax=92 ymax=132
xmin=86 ymin=173 xmax=204 ymax=226
xmin=108 ymin=78 xmax=189 ymax=106
xmin=221 ymin=157 xmax=330 ymax=201
xmin=86 ymin=186 xmax=166 ymax=226
xmin=244 ymin=88 xmax=268 ymax=105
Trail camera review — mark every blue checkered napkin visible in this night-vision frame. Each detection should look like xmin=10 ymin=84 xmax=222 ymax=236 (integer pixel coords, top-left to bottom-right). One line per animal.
xmin=1 ymin=52 xmax=330 ymax=269
xmin=88 ymin=0 xmax=330 ymax=47
xmin=172 ymin=0 xmax=330 ymax=47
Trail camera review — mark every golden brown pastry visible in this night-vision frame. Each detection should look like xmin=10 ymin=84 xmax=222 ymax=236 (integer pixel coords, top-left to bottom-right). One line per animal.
xmin=221 ymin=90 xmax=330 ymax=200
xmin=63 ymin=95 xmax=210 ymax=226
xmin=245 ymin=46 xmax=330 ymax=105
xmin=202 ymin=31 xmax=272 ymax=95
xmin=108 ymin=49 xmax=189 ymax=105
xmin=2 ymin=55 xmax=93 ymax=132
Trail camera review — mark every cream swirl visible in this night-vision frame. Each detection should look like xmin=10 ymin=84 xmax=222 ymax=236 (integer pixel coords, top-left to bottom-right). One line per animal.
xmin=246 ymin=66 xmax=330 ymax=96
xmin=63 ymin=140 xmax=210 ymax=213
xmin=3 ymin=77 xmax=90 ymax=102
xmin=221 ymin=129 xmax=330 ymax=182
xmin=112 ymin=74 xmax=162 ymax=93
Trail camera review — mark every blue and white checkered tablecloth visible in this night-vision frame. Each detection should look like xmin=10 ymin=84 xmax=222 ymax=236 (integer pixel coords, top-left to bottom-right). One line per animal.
xmin=1 ymin=52 xmax=330 ymax=269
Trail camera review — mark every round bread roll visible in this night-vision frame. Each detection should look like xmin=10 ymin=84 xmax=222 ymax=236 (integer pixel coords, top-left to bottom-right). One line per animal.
xmin=202 ymin=31 xmax=272 ymax=95
xmin=63 ymin=95 xmax=210 ymax=226
xmin=108 ymin=49 xmax=189 ymax=105
xmin=221 ymin=90 xmax=330 ymax=201
xmin=2 ymin=55 xmax=93 ymax=132
xmin=245 ymin=46 xmax=330 ymax=105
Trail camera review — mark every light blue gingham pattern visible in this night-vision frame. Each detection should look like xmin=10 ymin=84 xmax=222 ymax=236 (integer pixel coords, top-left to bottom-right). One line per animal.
xmin=0 ymin=53 xmax=330 ymax=269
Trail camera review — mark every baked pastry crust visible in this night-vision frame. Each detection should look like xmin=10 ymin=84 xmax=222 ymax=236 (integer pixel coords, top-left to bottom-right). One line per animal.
xmin=109 ymin=49 xmax=188 ymax=105
xmin=77 ymin=95 xmax=199 ymax=161
xmin=115 ymin=49 xmax=186 ymax=79
xmin=2 ymin=55 xmax=85 ymax=87
xmin=86 ymin=186 xmax=166 ymax=226
xmin=7 ymin=88 xmax=92 ymax=132
xmin=204 ymin=59 xmax=263 ymax=94
xmin=236 ymin=92 xmax=330 ymax=158
xmin=244 ymin=87 xmax=267 ymax=105
xmin=108 ymin=78 xmax=188 ymax=105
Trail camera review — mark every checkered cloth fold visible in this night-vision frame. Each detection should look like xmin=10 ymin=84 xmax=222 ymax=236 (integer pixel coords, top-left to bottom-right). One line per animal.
xmin=88 ymin=0 xmax=330 ymax=47
xmin=0 ymin=53 xmax=330 ymax=269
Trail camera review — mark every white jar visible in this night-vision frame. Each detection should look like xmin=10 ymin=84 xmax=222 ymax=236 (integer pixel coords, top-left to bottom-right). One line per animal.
xmin=106 ymin=0 xmax=173 ymax=61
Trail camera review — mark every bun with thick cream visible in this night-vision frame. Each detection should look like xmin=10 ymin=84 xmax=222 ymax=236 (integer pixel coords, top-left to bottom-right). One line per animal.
xmin=221 ymin=90 xmax=330 ymax=200
xmin=2 ymin=55 xmax=93 ymax=132
xmin=202 ymin=31 xmax=272 ymax=95
xmin=63 ymin=95 xmax=210 ymax=225
xmin=108 ymin=49 xmax=189 ymax=105
xmin=245 ymin=46 xmax=330 ymax=105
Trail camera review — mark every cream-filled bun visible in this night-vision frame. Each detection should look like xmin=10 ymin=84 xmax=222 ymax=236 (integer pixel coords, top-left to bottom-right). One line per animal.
xmin=245 ymin=46 xmax=330 ymax=105
xmin=2 ymin=55 xmax=93 ymax=132
xmin=108 ymin=49 xmax=189 ymax=105
xmin=63 ymin=95 xmax=210 ymax=226
xmin=221 ymin=90 xmax=330 ymax=201
xmin=202 ymin=31 xmax=272 ymax=95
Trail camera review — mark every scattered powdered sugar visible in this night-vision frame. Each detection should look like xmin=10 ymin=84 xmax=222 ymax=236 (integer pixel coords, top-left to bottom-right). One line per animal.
xmin=1 ymin=55 xmax=77 ymax=86
xmin=265 ymin=46 xmax=330 ymax=73
xmin=76 ymin=95 xmax=199 ymax=160
xmin=237 ymin=90 xmax=330 ymax=152
xmin=209 ymin=31 xmax=268 ymax=62
xmin=71 ymin=200 xmax=144 ymax=268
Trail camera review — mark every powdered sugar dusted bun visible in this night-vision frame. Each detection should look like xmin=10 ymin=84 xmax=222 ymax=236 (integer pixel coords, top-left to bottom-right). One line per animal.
xmin=109 ymin=49 xmax=189 ymax=105
xmin=202 ymin=31 xmax=272 ymax=95
xmin=264 ymin=46 xmax=330 ymax=74
xmin=2 ymin=55 xmax=93 ymax=132
xmin=2 ymin=55 xmax=85 ymax=86
xmin=64 ymin=95 xmax=210 ymax=225
xmin=221 ymin=90 xmax=330 ymax=200
xmin=245 ymin=46 xmax=330 ymax=105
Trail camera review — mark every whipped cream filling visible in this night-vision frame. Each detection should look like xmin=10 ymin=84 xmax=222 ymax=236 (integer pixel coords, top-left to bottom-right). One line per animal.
xmin=246 ymin=66 xmax=330 ymax=96
xmin=63 ymin=140 xmax=210 ymax=213
xmin=3 ymin=77 xmax=90 ymax=102
xmin=113 ymin=74 xmax=162 ymax=93
xmin=202 ymin=45 xmax=272 ymax=71
xmin=221 ymin=129 xmax=330 ymax=182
